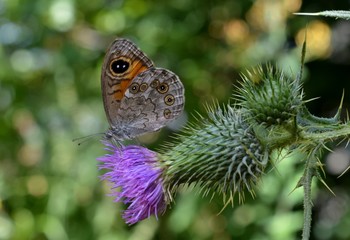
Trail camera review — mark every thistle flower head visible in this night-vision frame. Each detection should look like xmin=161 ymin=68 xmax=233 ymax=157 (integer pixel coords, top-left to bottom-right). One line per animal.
xmin=235 ymin=65 xmax=303 ymax=126
xmin=98 ymin=142 xmax=168 ymax=225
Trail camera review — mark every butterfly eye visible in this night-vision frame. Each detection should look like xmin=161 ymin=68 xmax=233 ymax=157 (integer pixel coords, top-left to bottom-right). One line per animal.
xmin=157 ymin=82 xmax=169 ymax=94
xmin=164 ymin=94 xmax=175 ymax=106
xmin=110 ymin=59 xmax=130 ymax=75
xmin=139 ymin=83 xmax=149 ymax=92
xmin=150 ymin=79 xmax=159 ymax=88
xmin=163 ymin=109 xmax=172 ymax=119
xmin=129 ymin=83 xmax=139 ymax=94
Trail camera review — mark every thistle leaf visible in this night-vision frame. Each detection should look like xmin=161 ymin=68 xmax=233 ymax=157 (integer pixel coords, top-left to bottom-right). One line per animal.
xmin=294 ymin=10 xmax=350 ymax=20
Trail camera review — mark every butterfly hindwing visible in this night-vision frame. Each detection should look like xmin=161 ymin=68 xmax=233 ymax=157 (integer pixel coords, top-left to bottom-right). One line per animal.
xmin=117 ymin=68 xmax=184 ymax=133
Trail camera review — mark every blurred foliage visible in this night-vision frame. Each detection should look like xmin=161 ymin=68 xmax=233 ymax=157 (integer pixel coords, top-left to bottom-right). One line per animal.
xmin=0 ymin=0 xmax=350 ymax=239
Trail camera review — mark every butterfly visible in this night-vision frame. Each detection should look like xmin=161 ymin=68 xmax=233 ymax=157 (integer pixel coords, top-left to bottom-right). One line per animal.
xmin=101 ymin=38 xmax=185 ymax=142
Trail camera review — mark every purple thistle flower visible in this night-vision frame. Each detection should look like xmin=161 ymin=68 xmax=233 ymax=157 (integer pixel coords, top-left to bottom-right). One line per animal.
xmin=97 ymin=142 xmax=167 ymax=225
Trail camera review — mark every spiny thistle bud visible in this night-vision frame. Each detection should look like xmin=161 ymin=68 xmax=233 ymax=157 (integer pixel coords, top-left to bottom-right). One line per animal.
xmin=160 ymin=105 xmax=269 ymax=203
xmin=235 ymin=65 xmax=303 ymax=126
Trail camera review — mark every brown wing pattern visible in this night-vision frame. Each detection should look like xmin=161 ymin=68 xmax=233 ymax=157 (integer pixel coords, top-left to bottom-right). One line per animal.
xmin=101 ymin=38 xmax=154 ymax=124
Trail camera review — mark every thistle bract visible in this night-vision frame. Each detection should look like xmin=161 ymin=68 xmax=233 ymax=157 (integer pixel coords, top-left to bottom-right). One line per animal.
xmin=236 ymin=65 xmax=303 ymax=126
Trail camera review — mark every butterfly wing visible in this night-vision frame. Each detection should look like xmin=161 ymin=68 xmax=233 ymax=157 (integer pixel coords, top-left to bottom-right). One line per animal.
xmin=115 ymin=67 xmax=185 ymax=139
xmin=101 ymin=38 xmax=154 ymax=125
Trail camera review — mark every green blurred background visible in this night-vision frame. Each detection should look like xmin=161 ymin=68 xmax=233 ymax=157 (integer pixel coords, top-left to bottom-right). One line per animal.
xmin=1 ymin=0 xmax=350 ymax=239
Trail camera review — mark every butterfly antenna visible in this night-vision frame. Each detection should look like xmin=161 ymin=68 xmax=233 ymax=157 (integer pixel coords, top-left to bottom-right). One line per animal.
xmin=72 ymin=133 xmax=105 ymax=146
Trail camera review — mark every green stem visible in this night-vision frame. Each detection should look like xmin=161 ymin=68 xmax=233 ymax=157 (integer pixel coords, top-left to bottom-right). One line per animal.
xmin=298 ymin=106 xmax=350 ymax=142
xmin=302 ymin=157 xmax=314 ymax=240
xmin=301 ymin=122 xmax=350 ymax=142
xmin=301 ymin=146 xmax=320 ymax=240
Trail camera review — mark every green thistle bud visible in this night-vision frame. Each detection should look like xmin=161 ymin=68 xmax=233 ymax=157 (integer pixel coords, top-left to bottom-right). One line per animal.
xmin=160 ymin=105 xmax=269 ymax=203
xmin=235 ymin=65 xmax=303 ymax=126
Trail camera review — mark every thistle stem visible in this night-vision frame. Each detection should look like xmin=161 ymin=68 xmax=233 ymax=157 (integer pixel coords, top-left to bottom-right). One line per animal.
xmin=301 ymin=122 xmax=350 ymax=142
xmin=301 ymin=145 xmax=321 ymax=240
xmin=298 ymin=106 xmax=350 ymax=142
xmin=302 ymin=157 xmax=314 ymax=240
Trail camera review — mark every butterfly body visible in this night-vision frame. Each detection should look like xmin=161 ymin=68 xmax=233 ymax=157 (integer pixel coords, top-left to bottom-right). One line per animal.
xmin=101 ymin=38 xmax=185 ymax=141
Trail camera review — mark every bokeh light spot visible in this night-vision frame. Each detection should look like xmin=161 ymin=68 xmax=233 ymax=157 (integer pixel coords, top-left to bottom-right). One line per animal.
xmin=0 ymin=22 xmax=22 ymax=45
xmin=223 ymin=19 xmax=249 ymax=44
xmin=0 ymin=214 xmax=13 ymax=239
xmin=13 ymin=209 xmax=35 ymax=238
xmin=10 ymin=50 xmax=35 ymax=73
xmin=49 ymin=0 xmax=75 ymax=31
xmin=95 ymin=10 xmax=125 ymax=33
xmin=233 ymin=205 xmax=256 ymax=226
xmin=326 ymin=148 xmax=350 ymax=175
xmin=284 ymin=0 xmax=302 ymax=13
xmin=18 ymin=144 xmax=42 ymax=166
xmin=27 ymin=175 xmax=48 ymax=197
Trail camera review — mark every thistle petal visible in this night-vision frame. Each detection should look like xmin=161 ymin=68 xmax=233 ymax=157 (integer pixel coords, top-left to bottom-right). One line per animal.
xmin=98 ymin=142 xmax=167 ymax=225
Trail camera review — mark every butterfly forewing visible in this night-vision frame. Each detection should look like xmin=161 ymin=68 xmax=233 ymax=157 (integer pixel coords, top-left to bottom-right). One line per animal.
xmin=101 ymin=38 xmax=154 ymax=125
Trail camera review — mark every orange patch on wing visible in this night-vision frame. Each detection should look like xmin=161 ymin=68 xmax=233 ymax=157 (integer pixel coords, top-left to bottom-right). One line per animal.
xmin=115 ymin=60 xmax=149 ymax=100
xmin=113 ymin=91 xmax=124 ymax=101
xmin=111 ymin=85 xmax=123 ymax=101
